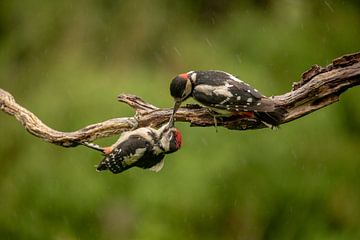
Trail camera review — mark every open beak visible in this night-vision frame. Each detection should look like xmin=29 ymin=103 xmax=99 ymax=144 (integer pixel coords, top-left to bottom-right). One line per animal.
xmin=168 ymin=101 xmax=181 ymax=128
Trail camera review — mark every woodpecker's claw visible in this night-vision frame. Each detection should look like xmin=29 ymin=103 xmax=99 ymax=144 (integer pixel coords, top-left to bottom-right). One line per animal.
xmin=206 ymin=109 xmax=221 ymax=132
xmin=130 ymin=116 xmax=139 ymax=130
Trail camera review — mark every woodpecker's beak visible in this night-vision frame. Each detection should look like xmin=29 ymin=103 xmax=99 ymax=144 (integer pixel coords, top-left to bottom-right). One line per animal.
xmin=168 ymin=100 xmax=181 ymax=128
xmin=173 ymin=100 xmax=181 ymax=114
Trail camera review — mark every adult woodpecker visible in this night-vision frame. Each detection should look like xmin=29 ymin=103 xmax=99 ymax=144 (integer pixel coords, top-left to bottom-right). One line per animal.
xmin=169 ymin=70 xmax=284 ymax=127
xmin=84 ymin=120 xmax=182 ymax=174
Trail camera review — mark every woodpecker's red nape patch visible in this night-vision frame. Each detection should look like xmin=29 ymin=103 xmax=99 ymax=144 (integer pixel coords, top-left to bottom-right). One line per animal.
xmin=179 ymin=73 xmax=188 ymax=80
xmin=175 ymin=130 xmax=182 ymax=149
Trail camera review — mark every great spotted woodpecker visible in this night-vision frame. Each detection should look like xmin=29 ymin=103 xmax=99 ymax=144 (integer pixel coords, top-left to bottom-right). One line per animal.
xmin=169 ymin=70 xmax=285 ymax=127
xmin=84 ymin=120 xmax=182 ymax=174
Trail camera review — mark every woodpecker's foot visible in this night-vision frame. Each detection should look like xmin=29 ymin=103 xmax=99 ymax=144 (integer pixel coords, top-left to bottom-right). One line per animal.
xmin=206 ymin=109 xmax=221 ymax=117
xmin=205 ymin=109 xmax=222 ymax=132
xmin=128 ymin=117 xmax=139 ymax=130
xmin=213 ymin=115 xmax=219 ymax=132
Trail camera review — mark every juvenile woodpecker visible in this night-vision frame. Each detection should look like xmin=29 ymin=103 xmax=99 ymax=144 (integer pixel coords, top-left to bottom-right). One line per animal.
xmin=169 ymin=70 xmax=284 ymax=127
xmin=85 ymin=121 xmax=182 ymax=174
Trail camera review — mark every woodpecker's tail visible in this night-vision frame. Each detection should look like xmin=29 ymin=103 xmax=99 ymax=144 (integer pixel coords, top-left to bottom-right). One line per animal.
xmin=96 ymin=155 xmax=129 ymax=174
xmin=254 ymin=107 xmax=286 ymax=128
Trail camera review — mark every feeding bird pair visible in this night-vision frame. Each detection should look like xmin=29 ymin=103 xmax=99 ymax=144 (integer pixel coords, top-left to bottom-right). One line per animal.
xmin=88 ymin=70 xmax=284 ymax=174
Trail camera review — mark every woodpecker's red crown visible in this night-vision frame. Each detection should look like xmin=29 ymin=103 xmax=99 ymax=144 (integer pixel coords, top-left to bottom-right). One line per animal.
xmin=178 ymin=73 xmax=189 ymax=80
xmin=168 ymin=128 xmax=182 ymax=153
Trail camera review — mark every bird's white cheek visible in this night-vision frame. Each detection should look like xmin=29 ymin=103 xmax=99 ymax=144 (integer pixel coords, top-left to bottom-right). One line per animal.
xmin=183 ymin=79 xmax=193 ymax=97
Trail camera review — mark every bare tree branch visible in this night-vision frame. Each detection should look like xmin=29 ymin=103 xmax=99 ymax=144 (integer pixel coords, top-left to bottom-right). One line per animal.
xmin=1 ymin=52 xmax=359 ymax=147
xmin=0 ymin=89 xmax=137 ymax=147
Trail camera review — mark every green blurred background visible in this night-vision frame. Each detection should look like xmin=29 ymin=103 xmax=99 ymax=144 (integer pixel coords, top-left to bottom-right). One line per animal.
xmin=1 ymin=0 xmax=360 ymax=239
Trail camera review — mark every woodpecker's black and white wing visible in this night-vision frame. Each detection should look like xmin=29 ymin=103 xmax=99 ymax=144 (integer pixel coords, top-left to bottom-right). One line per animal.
xmin=191 ymin=70 xmax=276 ymax=113
xmin=97 ymin=133 xmax=165 ymax=174
xmin=96 ymin=134 xmax=148 ymax=173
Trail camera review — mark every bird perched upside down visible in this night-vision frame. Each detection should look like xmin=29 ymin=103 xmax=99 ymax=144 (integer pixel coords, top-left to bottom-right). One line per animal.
xmin=169 ymin=70 xmax=285 ymax=128
xmin=84 ymin=121 xmax=182 ymax=174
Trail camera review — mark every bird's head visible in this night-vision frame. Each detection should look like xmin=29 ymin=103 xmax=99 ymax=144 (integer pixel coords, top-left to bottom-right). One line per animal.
xmin=166 ymin=127 xmax=182 ymax=153
xmin=170 ymin=72 xmax=194 ymax=115
xmin=158 ymin=123 xmax=183 ymax=154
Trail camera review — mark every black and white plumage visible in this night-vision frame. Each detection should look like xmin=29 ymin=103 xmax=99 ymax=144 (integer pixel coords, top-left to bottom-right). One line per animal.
xmin=88 ymin=123 xmax=182 ymax=174
xmin=170 ymin=70 xmax=285 ymax=127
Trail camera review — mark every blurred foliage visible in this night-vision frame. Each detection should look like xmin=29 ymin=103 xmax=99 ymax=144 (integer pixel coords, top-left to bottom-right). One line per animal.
xmin=1 ymin=0 xmax=360 ymax=239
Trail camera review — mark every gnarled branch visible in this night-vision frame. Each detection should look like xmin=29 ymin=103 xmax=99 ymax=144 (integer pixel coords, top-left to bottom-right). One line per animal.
xmin=1 ymin=52 xmax=360 ymax=147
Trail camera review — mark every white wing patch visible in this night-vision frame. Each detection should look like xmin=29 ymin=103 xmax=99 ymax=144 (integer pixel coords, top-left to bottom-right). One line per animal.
xmin=194 ymin=85 xmax=215 ymax=96
xmin=213 ymin=87 xmax=233 ymax=98
xmin=148 ymin=160 xmax=164 ymax=172
xmin=122 ymin=148 xmax=147 ymax=166
xmin=194 ymin=84 xmax=233 ymax=98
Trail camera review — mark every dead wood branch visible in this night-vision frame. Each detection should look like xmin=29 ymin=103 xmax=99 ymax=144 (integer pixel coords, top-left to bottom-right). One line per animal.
xmin=1 ymin=52 xmax=359 ymax=147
